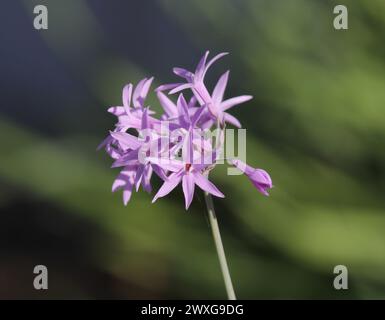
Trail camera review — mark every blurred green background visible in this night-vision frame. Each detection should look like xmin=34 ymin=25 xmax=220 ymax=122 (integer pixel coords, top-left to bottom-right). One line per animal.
xmin=1 ymin=0 xmax=385 ymax=299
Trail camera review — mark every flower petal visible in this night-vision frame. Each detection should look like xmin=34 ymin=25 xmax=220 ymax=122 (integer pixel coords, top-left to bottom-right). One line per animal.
xmin=188 ymin=95 xmax=198 ymax=108
xmin=110 ymin=131 xmax=142 ymax=150
xmin=212 ymin=71 xmax=229 ymax=105
xmin=152 ymin=164 xmax=168 ymax=181
xmin=169 ymin=83 xmax=193 ymax=95
xmin=140 ymin=77 xmax=154 ymax=100
xmin=155 ymin=83 xmax=182 ymax=92
xmin=134 ymin=164 xmax=145 ymax=191
xmin=200 ymin=118 xmax=215 ymax=130
xmin=192 ymin=172 xmax=224 ymax=198
xmin=173 ymin=67 xmax=193 ymax=80
xmin=152 ymin=172 xmax=183 ymax=202
xmin=182 ymin=174 xmax=195 ymax=209
xmin=195 ymin=51 xmax=209 ymax=79
xmin=136 ymin=77 xmax=154 ymax=108
xmin=117 ymin=115 xmax=142 ymax=129
xmin=108 ymin=106 xmax=126 ymax=116
xmin=123 ymin=188 xmax=133 ymax=205
xmin=177 ymin=94 xmax=190 ymax=119
xmin=182 ymin=130 xmax=194 ymax=164
xmin=122 ymin=84 xmax=133 ymax=113
xmin=223 ymin=112 xmax=242 ymax=128
xmin=220 ymin=95 xmax=252 ymax=111
xmin=141 ymin=107 xmax=149 ymax=130
xmin=249 ymin=169 xmax=273 ymax=195
xmin=146 ymin=157 xmax=184 ymax=172
xmin=111 ymin=150 xmax=139 ymax=168
xmin=157 ymin=91 xmax=178 ymax=117
xmin=97 ymin=135 xmax=112 ymax=151
xmin=202 ymin=52 xmax=228 ymax=79
xmin=191 ymin=105 xmax=207 ymax=127
xmin=142 ymin=165 xmax=153 ymax=193
xmin=111 ymin=167 xmax=136 ymax=205
xmin=132 ymin=78 xmax=147 ymax=108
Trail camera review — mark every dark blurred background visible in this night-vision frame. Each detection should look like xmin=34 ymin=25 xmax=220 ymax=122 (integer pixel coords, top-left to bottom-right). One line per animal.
xmin=0 ymin=0 xmax=385 ymax=299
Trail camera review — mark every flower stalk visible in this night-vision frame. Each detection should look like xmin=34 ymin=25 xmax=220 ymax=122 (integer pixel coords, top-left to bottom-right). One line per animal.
xmin=204 ymin=191 xmax=236 ymax=300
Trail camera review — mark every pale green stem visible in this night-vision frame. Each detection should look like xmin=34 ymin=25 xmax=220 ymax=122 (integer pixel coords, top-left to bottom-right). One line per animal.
xmin=204 ymin=191 xmax=236 ymax=300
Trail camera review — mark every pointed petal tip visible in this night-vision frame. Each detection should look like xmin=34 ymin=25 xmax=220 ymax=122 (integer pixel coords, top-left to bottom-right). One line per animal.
xmin=156 ymin=83 xmax=182 ymax=92
xmin=169 ymin=84 xmax=193 ymax=95
xmin=217 ymin=52 xmax=229 ymax=59
xmin=215 ymin=192 xmax=225 ymax=198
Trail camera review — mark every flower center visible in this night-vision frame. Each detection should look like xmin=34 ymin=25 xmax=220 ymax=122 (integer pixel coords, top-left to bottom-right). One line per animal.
xmin=185 ymin=163 xmax=192 ymax=171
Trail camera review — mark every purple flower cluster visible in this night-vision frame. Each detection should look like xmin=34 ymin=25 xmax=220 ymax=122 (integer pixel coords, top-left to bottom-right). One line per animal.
xmin=99 ymin=51 xmax=272 ymax=209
